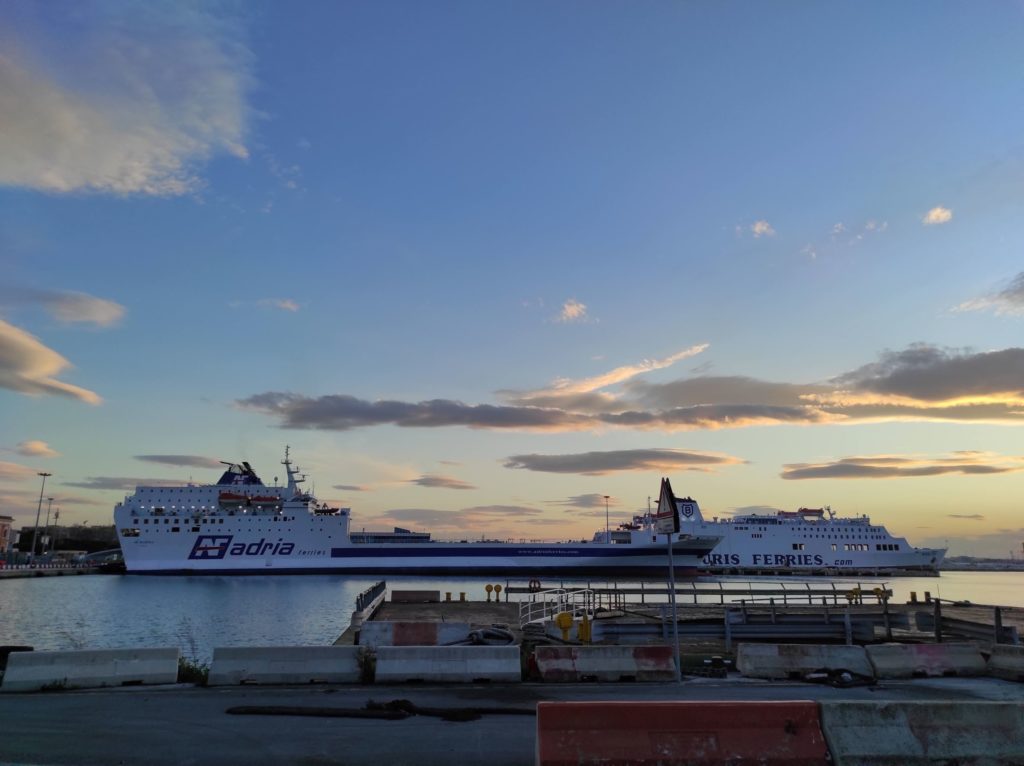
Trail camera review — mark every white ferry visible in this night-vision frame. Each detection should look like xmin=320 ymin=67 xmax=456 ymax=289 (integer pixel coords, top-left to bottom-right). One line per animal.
xmin=113 ymin=450 xmax=720 ymax=575
xmin=668 ymin=497 xmax=945 ymax=575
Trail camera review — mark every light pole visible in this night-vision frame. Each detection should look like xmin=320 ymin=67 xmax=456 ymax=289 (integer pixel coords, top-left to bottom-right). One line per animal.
xmin=31 ymin=472 xmax=52 ymax=563
xmin=43 ymin=497 xmax=53 ymax=555
xmin=604 ymin=495 xmax=610 ymax=543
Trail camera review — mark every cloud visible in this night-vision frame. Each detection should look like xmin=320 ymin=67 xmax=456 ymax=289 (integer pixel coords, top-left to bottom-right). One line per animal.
xmin=828 ymin=344 xmax=1024 ymax=404
xmin=0 ymin=2 xmax=253 ymax=196
xmin=0 ymin=319 xmax=102 ymax=404
xmin=0 ymin=461 xmax=39 ymax=481
xmin=257 ymin=298 xmax=300 ymax=312
xmin=954 ymin=272 xmax=1024 ymax=317
xmin=549 ymin=493 xmax=618 ymax=509
xmin=63 ymin=477 xmax=188 ymax=490
xmin=16 ymin=440 xmax=59 ymax=458
xmin=505 ymin=448 xmax=745 ymax=476
xmin=751 ymin=220 xmax=776 ymax=237
xmin=505 ymin=344 xmax=708 ymax=404
xmin=781 ymin=452 xmax=1024 ymax=480
xmin=333 ymin=484 xmax=368 ymax=492
xmin=555 ymin=299 xmax=588 ymax=323
xmin=0 ymin=287 xmax=125 ymax=327
xmin=948 ymin=514 xmax=986 ymax=520
xmin=134 ymin=455 xmax=222 ymax=469
xmin=409 ymin=475 xmax=477 ymax=490
xmin=239 ymin=343 xmax=1024 ymax=434
xmin=922 ymin=206 xmax=953 ymax=225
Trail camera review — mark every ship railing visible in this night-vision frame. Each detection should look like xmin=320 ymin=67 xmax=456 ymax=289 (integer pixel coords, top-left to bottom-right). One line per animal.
xmin=519 ymin=588 xmax=600 ymax=627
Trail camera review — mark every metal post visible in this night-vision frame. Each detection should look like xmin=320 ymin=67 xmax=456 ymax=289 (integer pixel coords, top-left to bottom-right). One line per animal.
xmin=666 ymin=532 xmax=681 ymax=682
xmin=604 ymin=495 xmax=610 ymax=543
xmin=30 ymin=472 xmax=51 ymax=563
xmin=933 ymin=598 xmax=942 ymax=643
xmin=994 ymin=606 xmax=1003 ymax=645
xmin=43 ymin=497 xmax=53 ymax=555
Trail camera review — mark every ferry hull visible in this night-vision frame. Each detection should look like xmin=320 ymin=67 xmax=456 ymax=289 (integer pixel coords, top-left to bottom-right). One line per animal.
xmin=117 ymin=537 xmax=717 ymax=577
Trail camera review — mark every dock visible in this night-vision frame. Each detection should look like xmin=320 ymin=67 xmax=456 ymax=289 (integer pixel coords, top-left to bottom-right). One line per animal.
xmin=0 ymin=564 xmax=102 ymax=579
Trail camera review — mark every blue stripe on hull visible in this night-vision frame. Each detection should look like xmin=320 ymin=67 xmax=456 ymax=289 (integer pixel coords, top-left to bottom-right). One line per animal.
xmin=130 ymin=564 xmax=700 ymax=576
xmin=329 ymin=544 xmax=712 ymax=558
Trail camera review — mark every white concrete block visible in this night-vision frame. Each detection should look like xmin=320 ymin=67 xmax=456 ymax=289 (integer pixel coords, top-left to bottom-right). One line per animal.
xmin=1 ymin=648 xmax=179 ymax=692
xmin=208 ymin=646 xmax=363 ymax=686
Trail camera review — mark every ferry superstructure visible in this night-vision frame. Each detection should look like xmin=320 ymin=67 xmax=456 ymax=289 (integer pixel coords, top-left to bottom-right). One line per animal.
xmin=113 ymin=450 xmax=720 ymax=575
xmin=669 ymin=497 xmax=945 ymax=575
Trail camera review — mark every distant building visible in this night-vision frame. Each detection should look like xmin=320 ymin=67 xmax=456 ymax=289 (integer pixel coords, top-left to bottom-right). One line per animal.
xmin=0 ymin=515 xmax=12 ymax=553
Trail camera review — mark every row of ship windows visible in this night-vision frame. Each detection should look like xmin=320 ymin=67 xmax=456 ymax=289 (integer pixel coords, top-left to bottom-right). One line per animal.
xmin=122 ymin=528 xmax=311 ymax=536
xmin=791 ymin=542 xmax=901 ymax=552
xmin=132 ymin=517 xmax=298 ymax=525
xmin=745 ymin=528 xmax=892 ymax=541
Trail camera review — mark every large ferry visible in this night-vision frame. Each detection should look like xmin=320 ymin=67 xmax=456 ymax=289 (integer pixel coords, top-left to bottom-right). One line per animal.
xmin=113 ymin=450 xmax=720 ymax=575
xmin=668 ymin=497 xmax=946 ymax=575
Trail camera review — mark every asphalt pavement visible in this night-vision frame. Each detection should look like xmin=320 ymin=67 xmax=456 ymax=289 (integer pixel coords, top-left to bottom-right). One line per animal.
xmin=0 ymin=677 xmax=1022 ymax=765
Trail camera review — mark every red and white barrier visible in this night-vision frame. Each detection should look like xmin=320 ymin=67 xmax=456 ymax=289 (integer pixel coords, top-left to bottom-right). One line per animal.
xmin=537 ymin=701 xmax=829 ymax=765
xmin=534 ymin=645 xmax=676 ymax=682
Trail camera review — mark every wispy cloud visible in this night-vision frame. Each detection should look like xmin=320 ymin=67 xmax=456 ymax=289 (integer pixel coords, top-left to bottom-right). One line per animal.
xmin=549 ymin=493 xmax=618 ymax=509
xmin=505 ymin=344 xmax=708 ymax=403
xmin=257 ymin=298 xmax=300 ymax=312
xmin=505 ymin=448 xmax=745 ymax=476
xmin=954 ymin=272 xmax=1024 ymax=317
xmin=0 ymin=319 xmax=101 ymax=404
xmin=0 ymin=3 xmax=253 ymax=196
xmin=0 ymin=461 xmax=39 ymax=481
xmin=333 ymin=484 xmax=368 ymax=492
xmin=782 ymin=452 xmax=1024 ymax=480
xmin=922 ymin=206 xmax=953 ymax=225
xmin=16 ymin=440 xmax=59 ymax=458
xmin=555 ymin=299 xmax=588 ymax=323
xmin=409 ymin=474 xmax=477 ymax=490
xmin=134 ymin=455 xmax=222 ymax=469
xmin=751 ymin=220 xmax=776 ymax=238
xmin=0 ymin=287 xmax=125 ymax=327
xmin=230 ymin=298 xmax=301 ymax=312
xmin=948 ymin=514 xmax=986 ymax=520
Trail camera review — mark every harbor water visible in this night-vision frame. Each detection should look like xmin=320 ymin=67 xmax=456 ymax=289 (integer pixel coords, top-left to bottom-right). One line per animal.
xmin=0 ymin=571 xmax=1021 ymax=661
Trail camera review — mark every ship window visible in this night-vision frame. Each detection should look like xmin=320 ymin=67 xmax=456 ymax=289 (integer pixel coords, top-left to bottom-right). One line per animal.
xmin=191 ymin=526 xmax=200 ymax=532
xmin=172 ymin=527 xmax=180 ymax=532
xmin=830 ymin=543 xmax=837 ymax=551
xmin=144 ymin=519 xmax=149 ymax=524
xmin=792 ymin=543 xmax=805 ymax=551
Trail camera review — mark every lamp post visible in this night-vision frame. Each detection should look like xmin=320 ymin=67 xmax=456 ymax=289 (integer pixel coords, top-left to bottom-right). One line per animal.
xmin=31 ymin=472 xmax=52 ymax=563
xmin=604 ymin=495 xmax=610 ymax=543
xmin=52 ymin=508 xmax=60 ymax=554
xmin=43 ymin=497 xmax=53 ymax=555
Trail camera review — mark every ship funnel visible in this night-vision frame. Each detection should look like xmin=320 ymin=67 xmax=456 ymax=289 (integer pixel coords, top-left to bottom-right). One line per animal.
xmin=675 ymin=496 xmax=704 ymax=523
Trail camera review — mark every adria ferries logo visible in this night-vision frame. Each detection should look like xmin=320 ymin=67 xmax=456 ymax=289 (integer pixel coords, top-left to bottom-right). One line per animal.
xmin=188 ymin=535 xmax=295 ymax=560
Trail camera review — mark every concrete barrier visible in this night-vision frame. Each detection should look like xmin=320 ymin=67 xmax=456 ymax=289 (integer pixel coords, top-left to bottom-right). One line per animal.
xmin=207 ymin=646 xmax=363 ymax=686
xmin=534 ymin=645 xmax=676 ymax=682
xmin=1 ymin=648 xmax=179 ymax=692
xmin=375 ymin=646 xmax=520 ymax=683
xmin=358 ymin=621 xmax=471 ymax=648
xmin=537 ymin=701 xmax=829 ymax=765
xmin=866 ymin=642 xmax=985 ymax=679
xmin=988 ymin=645 xmax=1024 ymax=682
xmin=820 ymin=701 xmax=1024 ymax=765
xmin=736 ymin=643 xmax=874 ymax=680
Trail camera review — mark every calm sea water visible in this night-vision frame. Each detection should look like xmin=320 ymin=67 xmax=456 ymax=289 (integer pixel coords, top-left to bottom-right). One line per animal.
xmin=1 ymin=571 xmax=1020 ymax=661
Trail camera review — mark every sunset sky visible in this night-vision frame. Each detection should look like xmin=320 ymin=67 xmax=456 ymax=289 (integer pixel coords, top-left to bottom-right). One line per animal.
xmin=2 ymin=2 xmax=1023 ymax=557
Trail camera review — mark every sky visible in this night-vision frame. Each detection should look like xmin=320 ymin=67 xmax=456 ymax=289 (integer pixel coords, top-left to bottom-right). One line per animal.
xmin=2 ymin=1 xmax=1023 ymax=557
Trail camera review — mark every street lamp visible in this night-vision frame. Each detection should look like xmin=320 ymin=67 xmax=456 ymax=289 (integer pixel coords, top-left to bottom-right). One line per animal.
xmin=43 ymin=497 xmax=53 ymax=555
xmin=604 ymin=495 xmax=610 ymax=544
xmin=31 ymin=472 xmax=52 ymax=563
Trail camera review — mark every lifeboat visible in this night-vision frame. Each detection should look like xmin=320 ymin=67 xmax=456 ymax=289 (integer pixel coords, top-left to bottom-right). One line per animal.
xmin=218 ymin=491 xmax=247 ymax=507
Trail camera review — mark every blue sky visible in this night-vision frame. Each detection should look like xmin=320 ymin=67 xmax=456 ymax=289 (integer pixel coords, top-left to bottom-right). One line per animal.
xmin=2 ymin=2 xmax=1024 ymax=556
